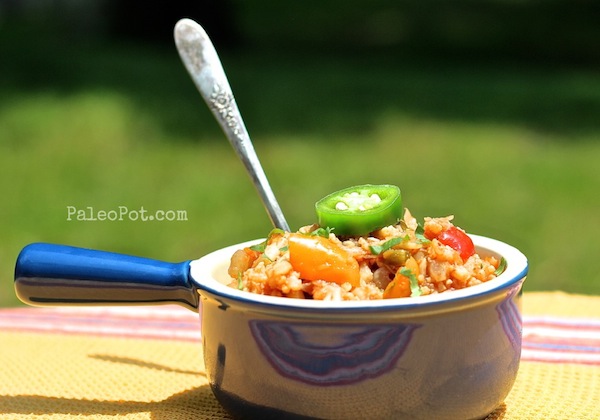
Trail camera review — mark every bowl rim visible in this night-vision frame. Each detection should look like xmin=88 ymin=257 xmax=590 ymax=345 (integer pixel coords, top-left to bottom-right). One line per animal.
xmin=189 ymin=234 xmax=528 ymax=311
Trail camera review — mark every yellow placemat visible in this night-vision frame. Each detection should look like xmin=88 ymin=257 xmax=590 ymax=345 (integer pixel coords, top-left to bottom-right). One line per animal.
xmin=0 ymin=333 xmax=227 ymax=419
xmin=492 ymin=291 xmax=600 ymax=420
xmin=524 ymin=291 xmax=600 ymax=318
xmin=0 ymin=292 xmax=598 ymax=419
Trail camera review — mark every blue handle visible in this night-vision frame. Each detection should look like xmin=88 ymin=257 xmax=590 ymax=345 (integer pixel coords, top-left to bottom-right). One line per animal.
xmin=14 ymin=243 xmax=198 ymax=312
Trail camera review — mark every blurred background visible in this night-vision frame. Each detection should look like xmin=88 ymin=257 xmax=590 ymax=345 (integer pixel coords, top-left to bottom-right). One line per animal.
xmin=1 ymin=0 xmax=599 ymax=306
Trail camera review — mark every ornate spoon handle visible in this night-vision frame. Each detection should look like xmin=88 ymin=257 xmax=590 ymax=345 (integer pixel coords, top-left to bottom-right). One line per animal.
xmin=174 ymin=18 xmax=289 ymax=231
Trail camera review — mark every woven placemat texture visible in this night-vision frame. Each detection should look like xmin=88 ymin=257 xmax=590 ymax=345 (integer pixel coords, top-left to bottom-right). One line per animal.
xmin=0 ymin=333 xmax=228 ymax=419
xmin=488 ymin=291 xmax=600 ymax=419
xmin=0 ymin=291 xmax=598 ymax=419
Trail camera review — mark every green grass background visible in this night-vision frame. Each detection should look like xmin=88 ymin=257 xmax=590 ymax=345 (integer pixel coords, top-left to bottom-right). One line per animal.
xmin=1 ymin=27 xmax=599 ymax=306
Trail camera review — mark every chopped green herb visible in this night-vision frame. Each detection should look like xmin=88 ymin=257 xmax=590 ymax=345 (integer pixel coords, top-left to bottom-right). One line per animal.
xmin=310 ymin=226 xmax=335 ymax=238
xmin=237 ymin=272 xmax=243 ymax=290
xmin=279 ymin=246 xmax=289 ymax=252
xmin=249 ymin=228 xmax=286 ymax=252
xmin=415 ymin=224 xmax=430 ymax=244
xmin=400 ymin=267 xmax=422 ymax=297
xmin=249 ymin=242 xmax=266 ymax=252
xmin=494 ymin=257 xmax=507 ymax=276
xmin=370 ymin=236 xmax=408 ymax=255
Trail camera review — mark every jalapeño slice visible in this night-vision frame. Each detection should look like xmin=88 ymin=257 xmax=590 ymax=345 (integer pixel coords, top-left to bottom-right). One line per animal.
xmin=315 ymin=184 xmax=402 ymax=236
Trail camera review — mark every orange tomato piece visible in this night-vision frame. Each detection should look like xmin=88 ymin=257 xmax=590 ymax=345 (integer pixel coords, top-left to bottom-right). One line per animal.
xmin=288 ymin=233 xmax=360 ymax=288
xmin=383 ymin=256 xmax=420 ymax=299
xmin=383 ymin=273 xmax=411 ymax=298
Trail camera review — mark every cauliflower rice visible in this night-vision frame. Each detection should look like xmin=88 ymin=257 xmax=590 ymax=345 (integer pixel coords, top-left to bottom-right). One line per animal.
xmin=227 ymin=209 xmax=502 ymax=300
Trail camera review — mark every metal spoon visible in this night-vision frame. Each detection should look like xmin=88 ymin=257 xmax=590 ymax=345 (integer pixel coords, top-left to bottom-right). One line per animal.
xmin=174 ymin=18 xmax=289 ymax=231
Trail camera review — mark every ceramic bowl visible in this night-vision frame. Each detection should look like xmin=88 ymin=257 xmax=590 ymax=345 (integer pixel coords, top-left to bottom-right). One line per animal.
xmin=192 ymin=234 xmax=527 ymax=419
xmin=15 ymin=234 xmax=527 ymax=419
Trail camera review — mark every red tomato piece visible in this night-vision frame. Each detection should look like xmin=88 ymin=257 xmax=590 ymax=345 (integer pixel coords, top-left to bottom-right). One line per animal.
xmin=437 ymin=226 xmax=475 ymax=261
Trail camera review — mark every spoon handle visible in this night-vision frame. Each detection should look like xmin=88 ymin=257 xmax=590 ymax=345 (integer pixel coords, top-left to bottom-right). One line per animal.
xmin=174 ymin=18 xmax=290 ymax=231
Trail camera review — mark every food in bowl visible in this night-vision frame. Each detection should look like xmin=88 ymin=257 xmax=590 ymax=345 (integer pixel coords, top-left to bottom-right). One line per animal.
xmin=228 ymin=184 xmax=505 ymax=300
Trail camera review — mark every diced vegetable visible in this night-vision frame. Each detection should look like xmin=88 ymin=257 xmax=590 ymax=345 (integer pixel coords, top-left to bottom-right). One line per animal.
xmin=436 ymin=226 xmax=475 ymax=261
xmin=381 ymin=249 xmax=410 ymax=266
xmin=369 ymin=236 xmax=408 ymax=255
xmin=288 ymin=233 xmax=360 ymax=287
xmin=384 ymin=256 xmax=421 ymax=298
xmin=383 ymin=270 xmax=411 ymax=298
xmin=228 ymin=248 xmax=259 ymax=279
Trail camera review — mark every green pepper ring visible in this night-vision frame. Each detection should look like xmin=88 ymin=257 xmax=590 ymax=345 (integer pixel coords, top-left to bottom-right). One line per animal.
xmin=315 ymin=184 xmax=403 ymax=236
